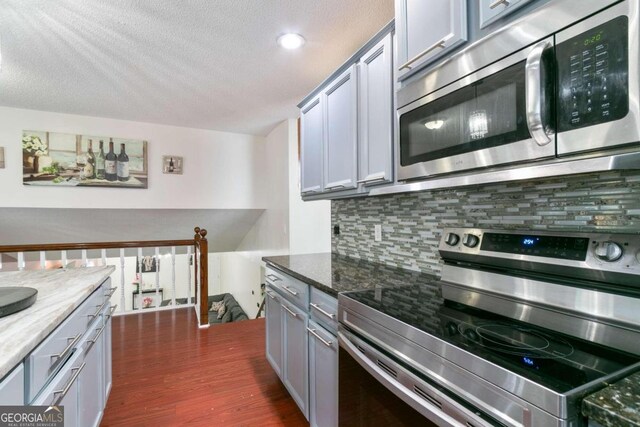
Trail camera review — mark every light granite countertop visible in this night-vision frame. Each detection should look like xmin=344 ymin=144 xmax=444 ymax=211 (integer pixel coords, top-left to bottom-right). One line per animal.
xmin=0 ymin=266 xmax=115 ymax=380
xmin=583 ymin=370 xmax=640 ymax=427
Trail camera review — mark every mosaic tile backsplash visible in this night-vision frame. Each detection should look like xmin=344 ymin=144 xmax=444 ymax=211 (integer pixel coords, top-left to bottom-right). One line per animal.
xmin=331 ymin=171 xmax=640 ymax=275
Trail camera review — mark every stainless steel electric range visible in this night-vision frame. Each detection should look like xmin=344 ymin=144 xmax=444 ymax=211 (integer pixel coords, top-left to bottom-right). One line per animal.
xmin=338 ymin=228 xmax=640 ymax=427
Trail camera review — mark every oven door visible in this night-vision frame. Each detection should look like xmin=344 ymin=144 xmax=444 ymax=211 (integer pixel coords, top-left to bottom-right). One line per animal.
xmin=397 ymin=37 xmax=555 ymax=181
xmin=338 ymin=328 xmax=495 ymax=427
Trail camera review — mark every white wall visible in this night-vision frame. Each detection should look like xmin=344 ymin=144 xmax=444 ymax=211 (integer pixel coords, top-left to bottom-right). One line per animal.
xmin=287 ymin=119 xmax=331 ymax=255
xmin=0 ymin=106 xmax=266 ymax=209
xmin=219 ymin=120 xmax=291 ymax=315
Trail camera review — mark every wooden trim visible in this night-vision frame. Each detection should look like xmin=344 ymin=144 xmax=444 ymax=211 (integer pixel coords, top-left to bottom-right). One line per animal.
xmin=0 ymin=240 xmax=195 ymax=253
xmin=194 ymin=227 xmax=209 ymax=326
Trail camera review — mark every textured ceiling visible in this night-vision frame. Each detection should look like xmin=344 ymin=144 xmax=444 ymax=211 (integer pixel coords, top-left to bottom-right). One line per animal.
xmin=0 ymin=0 xmax=393 ymax=136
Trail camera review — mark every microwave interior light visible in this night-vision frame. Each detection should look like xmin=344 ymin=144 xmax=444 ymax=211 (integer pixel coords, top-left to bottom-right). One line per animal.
xmin=469 ymin=110 xmax=489 ymax=140
xmin=424 ymin=119 xmax=444 ymax=130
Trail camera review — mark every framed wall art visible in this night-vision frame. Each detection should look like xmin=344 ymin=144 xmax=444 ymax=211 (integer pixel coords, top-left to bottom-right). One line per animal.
xmin=22 ymin=130 xmax=148 ymax=188
xmin=162 ymin=156 xmax=183 ymax=174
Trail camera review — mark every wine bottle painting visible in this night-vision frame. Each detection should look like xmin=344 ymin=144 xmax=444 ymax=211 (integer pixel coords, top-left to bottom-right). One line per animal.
xmin=22 ymin=131 xmax=148 ymax=188
xmin=162 ymin=155 xmax=183 ymax=175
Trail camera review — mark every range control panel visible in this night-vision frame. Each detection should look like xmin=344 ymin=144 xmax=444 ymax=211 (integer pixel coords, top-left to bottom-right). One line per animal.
xmin=480 ymin=233 xmax=589 ymax=261
xmin=557 ymin=15 xmax=629 ymax=132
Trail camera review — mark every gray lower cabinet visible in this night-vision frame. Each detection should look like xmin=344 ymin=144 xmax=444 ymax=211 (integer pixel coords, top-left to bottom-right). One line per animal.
xmin=0 ymin=364 xmax=24 ymax=405
xmin=323 ymin=64 xmax=358 ymax=192
xmin=479 ymin=0 xmax=536 ymax=28
xmin=265 ymin=289 xmax=284 ymax=377
xmin=300 ymin=95 xmax=324 ymax=195
xmin=358 ymin=32 xmax=394 ymax=187
xmin=282 ymin=300 xmax=309 ymax=418
xmin=308 ymin=321 xmax=338 ymax=427
xmin=395 ymin=0 xmax=467 ymax=79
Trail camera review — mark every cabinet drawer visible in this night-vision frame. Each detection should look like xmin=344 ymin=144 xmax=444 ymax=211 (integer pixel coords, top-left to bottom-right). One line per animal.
xmin=26 ymin=282 xmax=106 ymax=402
xmin=0 ymin=363 xmax=24 ymax=405
xmin=266 ymin=267 xmax=309 ymax=309
xmin=309 ymin=288 xmax=338 ymax=334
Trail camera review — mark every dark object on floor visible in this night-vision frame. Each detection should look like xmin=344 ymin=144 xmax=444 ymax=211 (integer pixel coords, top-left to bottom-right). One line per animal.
xmin=160 ymin=293 xmax=248 ymax=324
xmin=0 ymin=287 xmax=38 ymax=317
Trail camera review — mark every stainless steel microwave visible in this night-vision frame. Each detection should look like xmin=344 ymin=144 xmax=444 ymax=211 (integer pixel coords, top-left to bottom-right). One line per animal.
xmin=397 ymin=0 xmax=640 ymax=182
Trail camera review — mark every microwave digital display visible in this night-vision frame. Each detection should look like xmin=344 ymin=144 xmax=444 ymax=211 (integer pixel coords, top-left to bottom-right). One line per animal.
xmin=557 ymin=16 xmax=629 ymax=132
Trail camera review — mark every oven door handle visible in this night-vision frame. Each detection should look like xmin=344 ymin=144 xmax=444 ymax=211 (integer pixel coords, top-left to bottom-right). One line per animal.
xmin=525 ymin=39 xmax=553 ymax=147
xmin=338 ymin=331 xmax=494 ymax=427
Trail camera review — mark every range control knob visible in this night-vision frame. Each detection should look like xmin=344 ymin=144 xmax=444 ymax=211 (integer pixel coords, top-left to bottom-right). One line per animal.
xmin=462 ymin=233 xmax=480 ymax=248
xmin=594 ymin=241 xmax=624 ymax=262
xmin=445 ymin=232 xmax=460 ymax=246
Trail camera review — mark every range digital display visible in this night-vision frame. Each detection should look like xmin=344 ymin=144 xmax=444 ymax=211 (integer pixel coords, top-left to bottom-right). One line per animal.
xmin=480 ymin=233 xmax=589 ymax=261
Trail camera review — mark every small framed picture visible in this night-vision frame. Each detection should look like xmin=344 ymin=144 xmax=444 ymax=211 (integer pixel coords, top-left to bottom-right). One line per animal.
xmin=136 ymin=256 xmax=159 ymax=273
xmin=0 ymin=147 xmax=4 ymax=168
xmin=163 ymin=156 xmax=183 ymax=174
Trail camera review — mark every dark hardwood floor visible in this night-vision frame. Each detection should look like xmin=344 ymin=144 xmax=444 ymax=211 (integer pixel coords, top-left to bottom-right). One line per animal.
xmin=101 ymin=308 xmax=308 ymax=426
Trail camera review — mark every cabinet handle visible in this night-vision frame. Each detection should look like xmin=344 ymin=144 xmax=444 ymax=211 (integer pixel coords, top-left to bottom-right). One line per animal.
xmin=50 ymin=333 xmax=82 ymax=366
xmin=325 ymin=184 xmax=346 ymax=190
xmin=282 ymin=286 xmax=299 ymax=296
xmin=489 ymin=0 xmax=510 ymax=9
xmin=105 ymin=287 xmax=118 ymax=298
xmin=52 ymin=362 xmax=86 ymax=406
xmin=106 ymin=304 xmax=118 ymax=318
xmin=266 ymin=292 xmax=277 ymax=300
xmin=266 ymin=274 xmax=282 ymax=282
xmin=310 ymin=303 xmax=336 ymax=320
xmin=301 ymin=189 xmax=319 ymax=194
xmin=307 ymin=328 xmax=333 ymax=347
xmin=283 ymin=305 xmax=298 ymax=318
xmin=88 ymin=299 xmax=110 ymax=319
xmin=399 ymin=37 xmax=449 ymax=70
xmin=86 ymin=323 xmax=107 ymax=352
xmin=357 ymin=176 xmax=387 ymax=184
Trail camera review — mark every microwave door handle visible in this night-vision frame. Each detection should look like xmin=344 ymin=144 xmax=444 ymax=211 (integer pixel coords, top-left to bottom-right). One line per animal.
xmin=525 ymin=40 xmax=553 ymax=146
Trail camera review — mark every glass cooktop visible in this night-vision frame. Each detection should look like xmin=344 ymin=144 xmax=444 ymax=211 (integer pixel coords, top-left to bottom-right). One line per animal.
xmin=342 ymin=283 xmax=640 ymax=393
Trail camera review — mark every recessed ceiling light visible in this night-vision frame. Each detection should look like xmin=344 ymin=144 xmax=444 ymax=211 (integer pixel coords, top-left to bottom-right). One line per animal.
xmin=277 ymin=33 xmax=305 ymax=50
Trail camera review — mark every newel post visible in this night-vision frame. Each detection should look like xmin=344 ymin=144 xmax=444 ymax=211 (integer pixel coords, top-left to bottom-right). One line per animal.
xmin=194 ymin=227 xmax=209 ymax=326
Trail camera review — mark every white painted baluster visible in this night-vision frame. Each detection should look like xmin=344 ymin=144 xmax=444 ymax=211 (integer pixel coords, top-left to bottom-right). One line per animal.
xmin=171 ymin=247 xmax=176 ymax=306
xmin=81 ymin=250 xmax=88 ymax=267
xmin=120 ymin=249 xmax=126 ymax=313
xmin=187 ymin=246 xmax=192 ymax=306
xmin=18 ymin=252 xmax=25 ymax=271
xmin=40 ymin=251 xmax=46 ymax=269
xmin=0 ymin=254 xmax=3 ymax=270
xmin=154 ymin=247 xmax=160 ymax=309
xmin=62 ymin=250 xmax=68 ymax=267
xmin=195 ymin=247 xmax=200 ymax=323
xmin=137 ymin=248 xmax=143 ymax=311
xmin=101 ymin=249 xmax=107 ymax=266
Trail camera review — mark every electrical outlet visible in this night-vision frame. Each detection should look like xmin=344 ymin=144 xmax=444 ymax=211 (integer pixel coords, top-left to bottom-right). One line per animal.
xmin=334 ymin=225 xmax=340 ymax=235
xmin=374 ymin=224 xmax=382 ymax=242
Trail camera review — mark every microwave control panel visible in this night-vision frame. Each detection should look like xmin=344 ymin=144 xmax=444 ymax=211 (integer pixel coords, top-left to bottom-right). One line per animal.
xmin=557 ymin=16 xmax=629 ymax=132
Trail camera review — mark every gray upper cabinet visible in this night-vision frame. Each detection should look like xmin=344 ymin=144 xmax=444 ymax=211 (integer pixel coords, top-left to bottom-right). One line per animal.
xmin=323 ymin=64 xmax=358 ymax=192
xmin=358 ymin=32 xmax=393 ymax=187
xmin=300 ymin=95 xmax=324 ymax=195
xmin=396 ymin=0 xmax=467 ymax=79
xmin=479 ymin=0 xmax=536 ymax=29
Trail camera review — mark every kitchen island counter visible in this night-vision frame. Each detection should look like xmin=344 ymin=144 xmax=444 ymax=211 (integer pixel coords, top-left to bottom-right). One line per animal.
xmin=583 ymin=370 xmax=640 ymax=427
xmin=0 ymin=266 xmax=115 ymax=379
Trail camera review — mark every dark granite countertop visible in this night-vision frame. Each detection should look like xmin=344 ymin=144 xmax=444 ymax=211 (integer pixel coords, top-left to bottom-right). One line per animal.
xmin=262 ymin=253 xmax=439 ymax=297
xmin=582 ymin=370 xmax=640 ymax=427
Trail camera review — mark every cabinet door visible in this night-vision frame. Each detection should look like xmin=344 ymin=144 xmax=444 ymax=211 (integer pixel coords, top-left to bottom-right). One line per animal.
xmin=358 ymin=32 xmax=393 ymax=187
xmin=323 ymin=64 xmax=358 ymax=192
xmin=479 ymin=0 xmax=534 ymax=29
xmin=300 ymin=95 xmax=324 ymax=195
xmin=265 ymin=289 xmax=284 ymax=377
xmin=396 ymin=0 xmax=467 ymax=78
xmin=282 ymin=300 xmax=309 ymax=419
xmin=308 ymin=321 xmax=338 ymax=427
xmin=0 ymin=364 xmax=24 ymax=405
xmin=78 ymin=323 xmax=105 ymax=427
